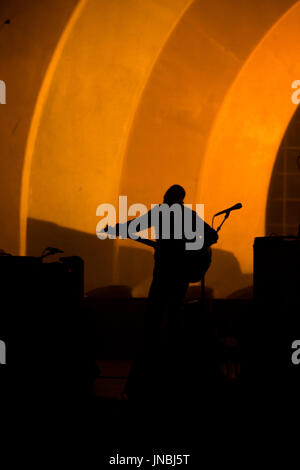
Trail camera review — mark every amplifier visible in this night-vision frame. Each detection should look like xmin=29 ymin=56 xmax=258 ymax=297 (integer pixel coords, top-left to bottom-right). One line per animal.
xmin=253 ymin=236 xmax=300 ymax=305
xmin=0 ymin=255 xmax=86 ymax=402
xmin=250 ymin=237 xmax=300 ymax=389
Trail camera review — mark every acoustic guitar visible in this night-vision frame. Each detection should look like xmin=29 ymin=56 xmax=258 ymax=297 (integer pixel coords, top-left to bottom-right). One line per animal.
xmin=131 ymin=235 xmax=212 ymax=283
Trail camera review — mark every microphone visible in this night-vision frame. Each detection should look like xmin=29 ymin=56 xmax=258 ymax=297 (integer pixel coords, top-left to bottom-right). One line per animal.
xmin=214 ymin=203 xmax=242 ymax=217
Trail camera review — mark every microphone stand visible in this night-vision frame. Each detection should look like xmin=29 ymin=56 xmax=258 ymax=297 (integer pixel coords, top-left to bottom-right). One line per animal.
xmin=212 ymin=211 xmax=230 ymax=233
xmin=199 ymin=210 xmax=231 ymax=304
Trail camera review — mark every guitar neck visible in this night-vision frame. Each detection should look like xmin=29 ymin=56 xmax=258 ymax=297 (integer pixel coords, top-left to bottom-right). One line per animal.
xmin=134 ymin=237 xmax=157 ymax=249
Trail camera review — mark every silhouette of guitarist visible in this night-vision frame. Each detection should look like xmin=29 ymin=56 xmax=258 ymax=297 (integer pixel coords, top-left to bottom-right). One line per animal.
xmin=104 ymin=185 xmax=218 ymax=340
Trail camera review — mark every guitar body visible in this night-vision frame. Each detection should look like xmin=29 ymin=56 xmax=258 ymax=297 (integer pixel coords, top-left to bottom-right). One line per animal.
xmin=135 ymin=236 xmax=212 ymax=283
xmin=184 ymin=247 xmax=212 ymax=283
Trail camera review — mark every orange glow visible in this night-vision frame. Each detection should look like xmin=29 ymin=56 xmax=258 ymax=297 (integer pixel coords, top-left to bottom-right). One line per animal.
xmin=19 ymin=0 xmax=300 ymax=297
xmin=198 ymin=1 xmax=300 ymax=275
xmin=20 ymin=0 xmax=87 ymax=256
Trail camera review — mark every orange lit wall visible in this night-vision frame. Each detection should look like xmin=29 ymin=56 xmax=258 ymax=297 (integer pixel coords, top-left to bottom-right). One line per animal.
xmin=1 ymin=0 xmax=299 ymax=297
xmin=0 ymin=0 xmax=78 ymax=253
xmin=198 ymin=2 xmax=300 ymax=287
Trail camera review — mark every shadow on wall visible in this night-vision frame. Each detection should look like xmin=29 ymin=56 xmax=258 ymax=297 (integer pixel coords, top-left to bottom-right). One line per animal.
xmin=115 ymin=246 xmax=252 ymax=299
xmin=27 ymin=219 xmax=252 ymax=298
xmin=117 ymin=246 xmax=253 ymax=299
xmin=206 ymin=249 xmax=253 ymax=299
xmin=26 ymin=218 xmax=154 ymax=295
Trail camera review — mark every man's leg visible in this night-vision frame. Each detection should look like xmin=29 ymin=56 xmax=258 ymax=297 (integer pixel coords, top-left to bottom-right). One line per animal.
xmin=144 ymin=277 xmax=166 ymax=345
xmin=167 ymin=278 xmax=189 ymax=333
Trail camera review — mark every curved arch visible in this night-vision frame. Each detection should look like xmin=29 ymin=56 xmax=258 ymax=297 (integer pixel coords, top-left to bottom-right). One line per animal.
xmin=21 ymin=0 xmax=300 ymax=296
xmin=266 ymin=104 xmax=300 ymax=236
xmin=197 ymin=1 xmax=300 ymax=275
xmin=19 ymin=0 xmax=87 ymax=255
xmin=21 ymin=0 xmax=193 ymax=291
xmin=116 ymin=0 xmax=299 ymax=295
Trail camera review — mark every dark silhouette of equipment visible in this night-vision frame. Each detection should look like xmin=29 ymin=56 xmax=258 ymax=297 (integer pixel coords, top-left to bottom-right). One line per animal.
xmin=0 ymin=252 xmax=88 ymax=404
xmin=250 ymin=236 xmax=300 ymax=389
xmin=253 ymin=236 xmax=300 ymax=304
xmin=212 ymin=202 xmax=243 ymax=234
xmin=40 ymin=246 xmax=64 ymax=260
xmin=214 ymin=202 xmax=242 ymax=217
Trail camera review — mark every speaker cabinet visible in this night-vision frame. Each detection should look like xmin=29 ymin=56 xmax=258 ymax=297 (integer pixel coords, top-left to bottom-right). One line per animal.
xmin=254 ymin=236 xmax=300 ymax=305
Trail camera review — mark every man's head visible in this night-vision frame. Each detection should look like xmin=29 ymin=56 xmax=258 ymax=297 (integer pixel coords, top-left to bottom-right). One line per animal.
xmin=163 ymin=184 xmax=186 ymax=205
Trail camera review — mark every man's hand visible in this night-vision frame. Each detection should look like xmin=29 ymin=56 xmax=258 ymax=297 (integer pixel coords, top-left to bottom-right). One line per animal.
xmin=204 ymin=226 xmax=218 ymax=248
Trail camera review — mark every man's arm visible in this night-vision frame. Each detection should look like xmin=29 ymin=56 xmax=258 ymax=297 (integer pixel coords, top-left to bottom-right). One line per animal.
xmin=104 ymin=206 xmax=157 ymax=237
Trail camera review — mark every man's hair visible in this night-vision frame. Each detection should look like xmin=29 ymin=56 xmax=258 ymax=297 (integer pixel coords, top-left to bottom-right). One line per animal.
xmin=163 ymin=184 xmax=186 ymax=205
